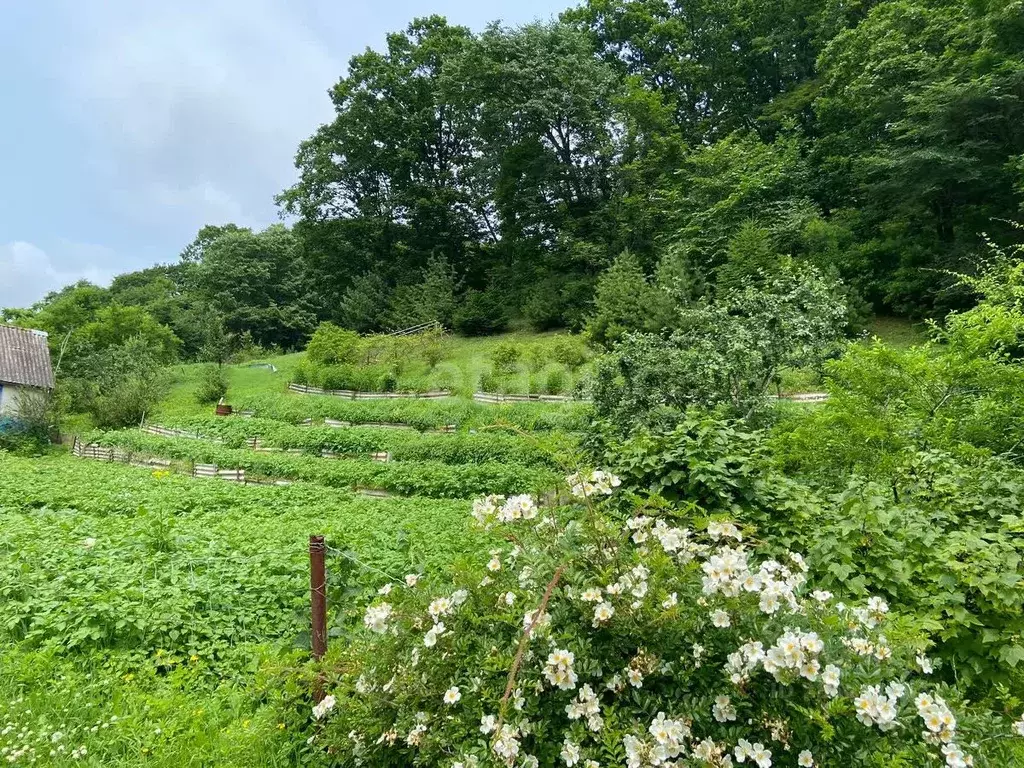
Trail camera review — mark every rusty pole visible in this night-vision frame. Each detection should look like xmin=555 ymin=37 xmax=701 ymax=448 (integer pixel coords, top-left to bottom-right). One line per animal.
xmin=309 ymin=534 xmax=328 ymax=662
xmin=309 ymin=535 xmax=328 ymax=703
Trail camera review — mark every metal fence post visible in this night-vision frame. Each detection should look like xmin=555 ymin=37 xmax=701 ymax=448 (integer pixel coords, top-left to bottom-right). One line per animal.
xmin=309 ymin=535 xmax=328 ymax=658
xmin=309 ymin=534 xmax=327 ymax=703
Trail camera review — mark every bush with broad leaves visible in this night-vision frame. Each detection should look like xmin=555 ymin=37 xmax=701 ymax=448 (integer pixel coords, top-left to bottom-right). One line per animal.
xmin=303 ymin=471 xmax=1022 ymax=767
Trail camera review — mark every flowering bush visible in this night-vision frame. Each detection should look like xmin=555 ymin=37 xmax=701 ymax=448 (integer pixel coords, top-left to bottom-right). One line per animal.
xmin=307 ymin=471 xmax=1021 ymax=766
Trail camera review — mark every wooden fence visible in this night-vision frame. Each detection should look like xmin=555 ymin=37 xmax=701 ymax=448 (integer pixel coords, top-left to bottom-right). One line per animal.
xmin=776 ymin=392 xmax=830 ymax=403
xmin=288 ymin=383 xmax=451 ymax=400
xmin=385 ymin=321 xmax=443 ymax=337
xmin=72 ymin=437 xmax=247 ymax=484
xmin=472 ymin=391 xmax=578 ymax=404
xmin=142 ymin=424 xmax=225 ymax=443
xmin=190 ymin=463 xmax=244 ymax=483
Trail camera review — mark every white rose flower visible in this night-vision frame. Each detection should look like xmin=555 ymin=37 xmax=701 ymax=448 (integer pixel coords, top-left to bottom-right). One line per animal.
xmin=443 ymin=687 xmax=461 ymax=705
xmin=592 ymin=601 xmax=615 ymax=626
xmin=311 ymin=694 xmax=336 ymax=720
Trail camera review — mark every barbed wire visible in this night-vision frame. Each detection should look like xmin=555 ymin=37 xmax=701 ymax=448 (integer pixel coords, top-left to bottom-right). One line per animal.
xmin=325 ymin=544 xmax=403 ymax=584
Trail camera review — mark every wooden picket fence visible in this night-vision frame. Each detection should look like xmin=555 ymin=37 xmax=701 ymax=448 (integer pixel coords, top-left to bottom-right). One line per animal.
xmin=72 ymin=437 xmax=246 ymax=484
xmin=192 ymin=464 xmax=246 ymax=482
xmin=71 ymin=438 xmax=127 ymax=462
xmin=472 ymin=391 xmax=578 ymax=404
xmin=142 ymin=424 xmax=225 ymax=443
xmin=288 ymin=383 xmax=451 ymax=400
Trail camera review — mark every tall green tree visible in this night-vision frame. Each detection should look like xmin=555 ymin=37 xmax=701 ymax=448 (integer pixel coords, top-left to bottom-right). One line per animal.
xmin=192 ymin=225 xmax=317 ymax=349
xmin=566 ymin=0 xmax=829 ymax=143
xmin=813 ymin=0 xmax=1024 ymax=312
xmin=279 ymin=18 xmax=481 ymax=298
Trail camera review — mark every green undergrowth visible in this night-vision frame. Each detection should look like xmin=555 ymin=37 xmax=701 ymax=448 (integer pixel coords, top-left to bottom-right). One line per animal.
xmin=0 ymin=648 xmax=303 ymax=767
xmin=86 ymin=430 xmax=558 ymax=498
xmin=147 ymin=415 xmax=569 ymax=468
xmin=0 ymin=452 xmax=488 ymax=765
xmin=229 ymin=392 xmax=593 ymax=432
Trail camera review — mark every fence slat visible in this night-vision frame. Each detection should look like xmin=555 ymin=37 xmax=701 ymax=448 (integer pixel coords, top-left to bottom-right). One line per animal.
xmin=289 ymin=383 xmax=451 ymax=401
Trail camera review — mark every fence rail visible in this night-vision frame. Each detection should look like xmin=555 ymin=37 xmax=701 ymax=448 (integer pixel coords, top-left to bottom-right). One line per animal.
xmin=385 ymin=321 xmax=443 ymax=337
xmin=472 ymin=391 xmax=578 ymax=404
xmin=70 ymin=436 xmax=396 ymax=497
xmin=73 ymin=437 xmax=247 ymax=484
xmin=288 ymin=383 xmax=451 ymax=400
xmin=776 ymin=392 xmax=830 ymax=403
xmin=143 ymin=424 xmax=225 ymax=443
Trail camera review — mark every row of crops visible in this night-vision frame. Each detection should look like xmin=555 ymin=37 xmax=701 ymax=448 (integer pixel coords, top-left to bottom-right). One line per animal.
xmin=0 ymin=387 xmax=577 ymax=765
xmin=0 ymin=449 xmax=491 ymax=766
xmin=233 ymin=391 xmax=594 ymax=432
xmin=77 ymin=390 xmax=582 ymax=498
xmin=86 ymin=429 xmax=557 ymax=498
xmin=0 ymin=454 xmax=480 ymax=660
xmin=130 ymin=415 xmax=566 ymax=467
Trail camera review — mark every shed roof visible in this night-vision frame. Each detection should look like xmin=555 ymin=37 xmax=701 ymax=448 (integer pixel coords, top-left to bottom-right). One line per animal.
xmin=0 ymin=325 xmax=55 ymax=389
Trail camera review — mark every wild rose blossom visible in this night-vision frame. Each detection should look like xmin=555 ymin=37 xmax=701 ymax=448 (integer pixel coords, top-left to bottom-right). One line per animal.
xmin=336 ymin=469 xmax=997 ymax=768
xmin=363 ymin=602 xmax=392 ymax=633
xmin=312 ymin=694 xmax=336 ymax=720
xmin=568 ymin=470 xmax=621 ymax=499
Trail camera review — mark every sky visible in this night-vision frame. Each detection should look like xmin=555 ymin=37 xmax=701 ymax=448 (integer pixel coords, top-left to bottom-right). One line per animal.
xmin=0 ymin=0 xmax=567 ymax=309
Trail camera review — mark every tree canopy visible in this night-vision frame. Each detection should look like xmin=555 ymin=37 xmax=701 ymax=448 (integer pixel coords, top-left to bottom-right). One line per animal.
xmin=7 ymin=0 xmax=1024 ymax=342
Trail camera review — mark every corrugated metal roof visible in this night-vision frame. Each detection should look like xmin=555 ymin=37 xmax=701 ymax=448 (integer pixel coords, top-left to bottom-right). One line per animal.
xmin=0 ymin=325 xmax=55 ymax=389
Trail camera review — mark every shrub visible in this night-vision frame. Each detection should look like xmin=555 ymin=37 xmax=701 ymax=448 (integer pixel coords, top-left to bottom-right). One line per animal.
xmin=77 ymin=337 xmax=168 ymax=429
xmin=604 ymin=415 xmax=1024 ymax=691
xmin=194 ymin=365 xmax=229 ymax=404
xmin=479 ymin=369 xmax=503 ymax=394
xmin=491 ymin=343 xmax=522 ymax=374
xmin=550 ymin=336 xmax=589 ymax=370
xmin=774 ymin=249 xmax=1024 ymax=484
xmin=544 ymin=366 xmax=568 ymax=395
xmin=0 ymin=393 xmax=53 ymax=452
xmin=311 ymin=363 xmax=400 ymax=393
xmin=417 ymin=326 xmax=449 ymax=368
xmin=431 ymin=363 xmax=462 ymax=394
xmin=302 ymin=473 xmax=1015 ymax=767
xmin=524 ymin=344 xmax=549 ymax=373
xmin=306 ymin=323 xmax=363 ymax=366
xmin=593 ymin=263 xmax=847 ymax=433
xmin=228 ymin=331 xmax=273 ymax=364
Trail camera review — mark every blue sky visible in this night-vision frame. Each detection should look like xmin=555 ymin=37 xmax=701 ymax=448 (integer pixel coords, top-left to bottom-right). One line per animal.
xmin=0 ymin=0 xmax=567 ymax=309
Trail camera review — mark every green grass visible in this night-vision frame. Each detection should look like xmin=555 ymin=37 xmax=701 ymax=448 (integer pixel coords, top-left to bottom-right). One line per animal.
xmin=0 ymin=452 xmax=487 ymax=766
xmin=88 ymin=430 xmax=558 ymax=498
xmin=862 ymin=315 xmax=928 ymax=350
xmin=5 ymin=331 xmax=588 ymax=764
xmin=152 ymin=331 xmax=591 ymax=422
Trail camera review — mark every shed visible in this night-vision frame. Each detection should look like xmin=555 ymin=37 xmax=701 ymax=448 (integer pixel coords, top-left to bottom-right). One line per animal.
xmin=0 ymin=325 xmax=55 ymax=417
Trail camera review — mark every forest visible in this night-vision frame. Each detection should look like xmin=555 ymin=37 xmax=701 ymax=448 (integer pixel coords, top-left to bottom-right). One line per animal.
xmin=4 ymin=0 xmax=1023 ymax=355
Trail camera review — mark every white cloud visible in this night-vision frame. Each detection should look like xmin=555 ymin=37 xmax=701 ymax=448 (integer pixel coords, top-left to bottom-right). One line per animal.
xmin=0 ymin=0 xmax=564 ymax=309
xmin=60 ymin=0 xmax=343 ymax=232
xmin=0 ymin=242 xmax=117 ymax=308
